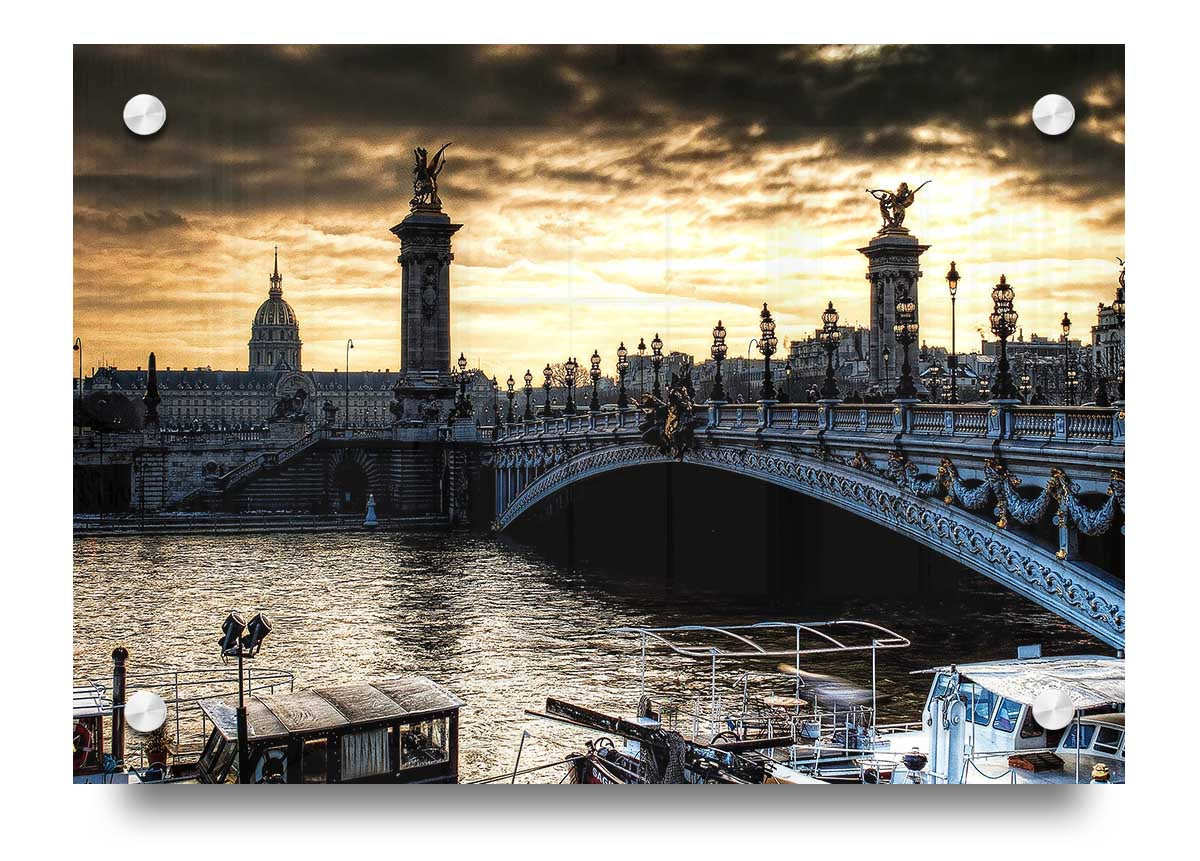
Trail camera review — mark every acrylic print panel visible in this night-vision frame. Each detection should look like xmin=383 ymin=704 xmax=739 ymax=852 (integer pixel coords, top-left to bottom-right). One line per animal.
xmin=72 ymin=45 xmax=1124 ymax=785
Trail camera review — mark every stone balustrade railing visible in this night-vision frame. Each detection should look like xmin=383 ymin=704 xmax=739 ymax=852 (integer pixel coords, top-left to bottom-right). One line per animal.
xmin=491 ymin=400 xmax=1125 ymax=446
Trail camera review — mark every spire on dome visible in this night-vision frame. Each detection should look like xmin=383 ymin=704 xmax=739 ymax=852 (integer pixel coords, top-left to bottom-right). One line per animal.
xmin=269 ymin=246 xmax=283 ymax=297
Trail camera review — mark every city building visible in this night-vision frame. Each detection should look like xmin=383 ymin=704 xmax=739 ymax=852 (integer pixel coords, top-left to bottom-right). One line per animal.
xmin=247 ymin=248 xmax=302 ymax=372
xmin=80 ymin=250 xmax=398 ymax=428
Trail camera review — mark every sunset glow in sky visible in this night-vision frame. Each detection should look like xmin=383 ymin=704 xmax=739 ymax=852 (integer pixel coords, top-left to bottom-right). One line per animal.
xmin=74 ymin=45 xmax=1124 ymax=377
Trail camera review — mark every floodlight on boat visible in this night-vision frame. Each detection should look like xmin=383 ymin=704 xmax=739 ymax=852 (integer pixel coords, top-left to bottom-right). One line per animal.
xmin=125 ymin=689 xmax=167 ymax=733
xmin=241 ymin=612 xmax=273 ymax=655
xmin=219 ymin=612 xmax=246 ymax=655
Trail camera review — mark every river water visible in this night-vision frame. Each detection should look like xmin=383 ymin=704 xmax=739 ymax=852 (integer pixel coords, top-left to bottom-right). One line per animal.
xmin=73 ymin=529 xmax=1105 ymax=782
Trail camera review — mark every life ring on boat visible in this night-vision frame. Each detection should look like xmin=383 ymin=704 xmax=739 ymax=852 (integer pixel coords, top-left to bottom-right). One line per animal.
xmin=73 ymin=722 xmax=94 ymax=770
xmin=253 ymin=748 xmax=288 ymax=784
xmin=593 ymin=737 xmax=616 ymax=755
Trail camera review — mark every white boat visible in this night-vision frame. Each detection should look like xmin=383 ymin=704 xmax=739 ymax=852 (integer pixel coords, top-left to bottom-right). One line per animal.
xmin=525 ymin=620 xmax=912 ymax=784
xmin=866 ymin=652 xmax=1125 ymax=784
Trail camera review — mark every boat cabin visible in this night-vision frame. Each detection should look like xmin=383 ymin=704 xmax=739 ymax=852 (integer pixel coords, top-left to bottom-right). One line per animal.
xmin=906 ymin=655 xmax=1124 ymax=784
xmin=196 ymin=676 xmax=463 ymax=784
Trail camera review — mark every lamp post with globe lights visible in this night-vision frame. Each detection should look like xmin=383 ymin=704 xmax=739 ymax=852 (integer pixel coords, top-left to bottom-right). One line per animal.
xmin=1061 ymin=312 xmax=1073 ymax=405
xmin=989 ymin=275 xmax=1019 ymax=401
xmin=523 ymin=370 xmax=534 ymax=420
xmin=637 ymin=337 xmax=647 ymax=397
xmin=541 ymin=364 xmax=553 ymax=417
xmin=946 ymin=261 xmax=960 ymax=403
xmin=710 ymin=320 xmax=728 ymax=403
xmin=818 ymin=301 xmax=842 ymax=400
xmin=758 ymin=303 xmax=778 ymax=401
xmin=616 ymin=342 xmax=630 ymax=409
xmin=893 ymin=286 xmax=919 ymax=400
xmin=505 ymin=375 xmax=516 ymax=424
xmin=589 ymin=350 xmax=602 ymax=412
xmin=650 ymin=334 xmax=663 ymax=399
xmin=564 ymin=356 xmax=578 ymax=415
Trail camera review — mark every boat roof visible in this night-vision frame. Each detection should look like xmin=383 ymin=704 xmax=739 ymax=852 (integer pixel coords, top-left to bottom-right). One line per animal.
xmin=73 ymin=683 xmax=112 ymax=719
xmin=607 ymin=620 xmax=910 ymax=659
xmin=198 ymin=676 xmax=464 ymax=743
xmin=918 ymin=655 xmax=1124 ymax=710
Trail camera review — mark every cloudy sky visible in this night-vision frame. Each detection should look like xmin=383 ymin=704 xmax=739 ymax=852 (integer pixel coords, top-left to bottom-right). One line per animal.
xmin=74 ymin=45 xmax=1123 ymax=377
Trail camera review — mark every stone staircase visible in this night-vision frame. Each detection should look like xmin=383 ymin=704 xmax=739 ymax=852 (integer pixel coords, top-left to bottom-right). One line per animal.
xmin=168 ymin=428 xmax=327 ymax=511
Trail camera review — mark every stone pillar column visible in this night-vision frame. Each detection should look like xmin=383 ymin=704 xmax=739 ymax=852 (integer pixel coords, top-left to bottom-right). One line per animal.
xmin=858 ymin=229 xmax=930 ymax=388
xmin=390 ymin=206 xmax=462 ymax=423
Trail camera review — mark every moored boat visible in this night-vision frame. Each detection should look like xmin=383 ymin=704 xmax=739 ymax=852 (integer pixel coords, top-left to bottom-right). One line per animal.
xmin=865 ymin=651 xmax=1125 ymax=784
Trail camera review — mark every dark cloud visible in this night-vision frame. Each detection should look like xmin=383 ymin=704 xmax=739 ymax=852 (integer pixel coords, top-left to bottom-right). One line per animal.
xmin=74 ymin=208 xmax=188 ymax=234
xmin=74 ymin=44 xmax=1123 ymax=214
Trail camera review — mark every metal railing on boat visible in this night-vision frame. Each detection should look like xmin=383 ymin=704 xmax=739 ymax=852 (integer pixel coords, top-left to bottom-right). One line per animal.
xmin=85 ymin=665 xmax=295 ymax=770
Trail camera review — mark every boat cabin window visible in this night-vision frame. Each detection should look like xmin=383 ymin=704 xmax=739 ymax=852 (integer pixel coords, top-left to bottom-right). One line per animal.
xmin=1093 ymin=726 xmax=1123 ymax=756
xmin=1060 ymin=723 xmax=1097 ymax=750
xmin=399 ymin=718 xmax=450 ymax=769
xmin=957 ymin=682 xmax=997 ymax=726
xmin=1019 ymin=706 xmax=1045 ymax=739
xmin=930 ymin=673 xmax=951 ymax=700
xmin=302 ymin=737 xmax=329 ymax=783
xmin=992 ymin=698 xmax=1023 ymax=733
xmin=340 ymin=727 xmax=391 ymax=781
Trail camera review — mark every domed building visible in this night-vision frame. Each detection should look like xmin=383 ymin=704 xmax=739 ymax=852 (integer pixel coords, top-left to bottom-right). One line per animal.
xmin=248 ymin=247 xmax=302 ymax=372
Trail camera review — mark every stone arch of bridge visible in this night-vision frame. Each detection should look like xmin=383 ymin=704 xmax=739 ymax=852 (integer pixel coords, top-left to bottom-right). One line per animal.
xmin=327 ymin=447 xmax=384 ymax=513
xmin=493 ymin=442 xmax=1124 ymax=649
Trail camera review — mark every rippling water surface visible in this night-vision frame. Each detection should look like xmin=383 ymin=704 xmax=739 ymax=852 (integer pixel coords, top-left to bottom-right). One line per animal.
xmin=73 ymin=530 xmax=1103 ymax=781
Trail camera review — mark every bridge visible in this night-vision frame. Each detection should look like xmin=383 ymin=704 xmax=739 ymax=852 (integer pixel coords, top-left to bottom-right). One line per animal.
xmin=485 ymin=399 xmax=1125 ymax=649
xmin=73 ymin=166 xmax=1126 ymax=651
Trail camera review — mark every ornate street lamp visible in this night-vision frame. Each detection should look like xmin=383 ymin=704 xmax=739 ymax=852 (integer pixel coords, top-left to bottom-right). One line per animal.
xmin=73 ymin=337 xmax=83 ymax=435
xmin=1019 ymin=369 xmax=1032 ymax=401
xmin=881 ymin=344 xmax=891 ymax=396
xmin=490 ymin=376 xmax=501 ymax=426
xmin=818 ymin=300 xmax=841 ymax=400
xmin=784 ymin=359 xmax=793 ymax=402
xmin=978 ymin=375 xmax=990 ymax=401
xmin=650 ymin=333 xmax=663 ymax=398
xmin=946 ymin=261 xmax=960 ymax=403
xmin=989 ymin=275 xmax=1019 ymax=400
xmin=456 ymin=352 xmax=469 ymax=418
xmin=541 ymin=363 xmax=553 ymax=417
xmin=589 ymin=349 xmax=602 ymax=412
xmin=523 ymin=369 xmax=534 ymax=420
xmin=564 ymin=356 xmax=578 ymax=415
xmin=219 ymin=610 xmax=273 ymax=784
xmin=616 ymin=342 xmax=630 ymax=408
xmin=345 ymin=338 xmax=355 ymax=426
xmin=1061 ymin=312 xmax=1073 ymax=406
xmin=927 ymin=364 xmax=943 ymax=404
xmin=505 ymin=374 xmax=516 ymax=424
xmin=893 ymin=284 xmax=919 ymax=399
xmin=637 ymin=337 xmax=647 ymax=397
xmin=710 ymin=320 xmax=728 ymax=403
xmin=758 ymin=303 xmax=778 ymax=401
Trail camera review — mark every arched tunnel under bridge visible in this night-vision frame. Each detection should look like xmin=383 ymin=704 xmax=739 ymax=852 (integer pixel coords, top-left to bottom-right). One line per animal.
xmin=497 ymin=462 xmax=1121 ymax=653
